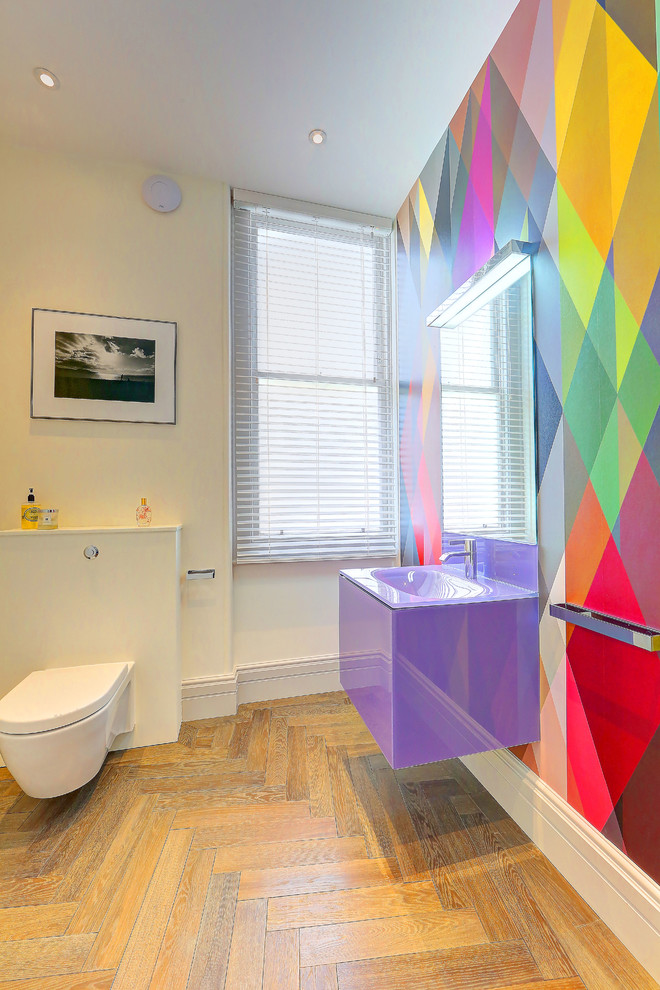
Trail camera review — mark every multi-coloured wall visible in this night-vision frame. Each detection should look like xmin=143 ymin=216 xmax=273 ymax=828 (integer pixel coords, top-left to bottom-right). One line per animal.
xmin=397 ymin=0 xmax=660 ymax=884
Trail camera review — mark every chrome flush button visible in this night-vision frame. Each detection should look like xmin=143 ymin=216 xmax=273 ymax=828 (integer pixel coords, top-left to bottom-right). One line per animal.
xmin=83 ymin=545 xmax=99 ymax=559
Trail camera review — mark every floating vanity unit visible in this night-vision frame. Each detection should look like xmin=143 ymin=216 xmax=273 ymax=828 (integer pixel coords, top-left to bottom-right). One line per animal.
xmin=339 ymin=537 xmax=540 ymax=768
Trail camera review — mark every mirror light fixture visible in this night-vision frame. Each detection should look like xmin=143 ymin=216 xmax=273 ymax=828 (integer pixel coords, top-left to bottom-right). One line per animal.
xmin=309 ymin=129 xmax=326 ymax=145
xmin=33 ymin=67 xmax=60 ymax=89
xmin=427 ymin=239 xmax=538 ymax=330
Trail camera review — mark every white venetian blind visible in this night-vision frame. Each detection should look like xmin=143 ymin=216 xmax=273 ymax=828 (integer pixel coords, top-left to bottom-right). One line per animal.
xmin=232 ymin=191 xmax=397 ymax=562
xmin=438 ymin=266 xmax=535 ymax=542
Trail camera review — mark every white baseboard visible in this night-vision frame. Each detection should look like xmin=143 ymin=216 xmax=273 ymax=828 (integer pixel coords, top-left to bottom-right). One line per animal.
xmin=181 ymin=673 xmax=238 ymax=721
xmin=462 ymin=748 xmax=660 ymax=983
xmin=181 ymin=654 xmax=341 ymax=721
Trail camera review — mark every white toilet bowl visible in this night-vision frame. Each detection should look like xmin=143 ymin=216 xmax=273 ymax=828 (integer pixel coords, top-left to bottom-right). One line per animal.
xmin=0 ymin=661 xmax=135 ymax=799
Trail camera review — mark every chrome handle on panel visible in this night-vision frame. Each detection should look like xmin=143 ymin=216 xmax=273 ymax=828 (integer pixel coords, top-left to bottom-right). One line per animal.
xmin=83 ymin=545 xmax=99 ymax=559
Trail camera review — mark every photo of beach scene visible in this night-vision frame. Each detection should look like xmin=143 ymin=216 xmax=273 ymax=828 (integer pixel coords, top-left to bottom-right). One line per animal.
xmin=54 ymin=331 xmax=156 ymax=403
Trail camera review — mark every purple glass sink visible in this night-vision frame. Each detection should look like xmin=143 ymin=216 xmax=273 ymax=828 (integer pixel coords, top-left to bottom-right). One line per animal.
xmin=344 ymin=564 xmax=537 ymax=608
xmin=339 ymin=539 xmax=540 ymax=768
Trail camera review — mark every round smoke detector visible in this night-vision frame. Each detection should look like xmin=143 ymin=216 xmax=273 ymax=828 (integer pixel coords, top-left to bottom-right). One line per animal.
xmin=142 ymin=174 xmax=182 ymax=213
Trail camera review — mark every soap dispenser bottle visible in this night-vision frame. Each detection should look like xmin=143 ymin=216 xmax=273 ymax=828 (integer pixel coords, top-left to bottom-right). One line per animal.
xmin=136 ymin=497 xmax=152 ymax=527
xmin=21 ymin=488 xmax=40 ymax=529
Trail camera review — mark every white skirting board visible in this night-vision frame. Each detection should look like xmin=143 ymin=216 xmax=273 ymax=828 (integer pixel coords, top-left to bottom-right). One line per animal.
xmin=462 ymin=747 xmax=660 ymax=983
xmin=181 ymin=654 xmax=342 ymax=720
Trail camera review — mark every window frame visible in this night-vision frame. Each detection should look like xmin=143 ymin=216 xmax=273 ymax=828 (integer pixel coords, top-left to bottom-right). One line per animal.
xmin=231 ymin=194 xmax=399 ymax=563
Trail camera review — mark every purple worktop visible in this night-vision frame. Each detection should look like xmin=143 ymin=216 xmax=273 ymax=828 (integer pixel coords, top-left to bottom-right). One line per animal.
xmin=341 ymin=564 xmax=536 ymax=609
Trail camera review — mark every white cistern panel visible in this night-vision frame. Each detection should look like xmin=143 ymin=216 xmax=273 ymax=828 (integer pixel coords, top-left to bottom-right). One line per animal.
xmin=0 ymin=527 xmax=181 ymax=759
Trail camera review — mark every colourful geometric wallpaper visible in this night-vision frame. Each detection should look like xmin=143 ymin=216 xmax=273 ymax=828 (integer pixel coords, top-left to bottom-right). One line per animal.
xmin=396 ymin=0 xmax=660 ymax=884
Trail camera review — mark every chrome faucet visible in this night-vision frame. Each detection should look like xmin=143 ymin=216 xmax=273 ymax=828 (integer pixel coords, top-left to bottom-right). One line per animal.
xmin=440 ymin=538 xmax=478 ymax=579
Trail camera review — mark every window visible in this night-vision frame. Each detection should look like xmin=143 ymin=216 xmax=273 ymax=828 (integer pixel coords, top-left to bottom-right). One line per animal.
xmin=232 ymin=191 xmax=397 ymax=562
xmin=428 ymin=241 xmax=536 ymax=543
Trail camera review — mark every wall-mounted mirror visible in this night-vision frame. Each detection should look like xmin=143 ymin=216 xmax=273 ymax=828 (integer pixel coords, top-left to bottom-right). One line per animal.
xmin=427 ymin=240 xmax=538 ymax=544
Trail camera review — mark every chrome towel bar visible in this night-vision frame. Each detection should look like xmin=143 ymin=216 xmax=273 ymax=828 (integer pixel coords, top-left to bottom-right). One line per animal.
xmin=550 ymin=602 xmax=660 ymax=652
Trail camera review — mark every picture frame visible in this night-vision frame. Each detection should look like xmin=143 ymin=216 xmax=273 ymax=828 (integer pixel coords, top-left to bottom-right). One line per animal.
xmin=31 ymin=309 xmax=177 ymax=424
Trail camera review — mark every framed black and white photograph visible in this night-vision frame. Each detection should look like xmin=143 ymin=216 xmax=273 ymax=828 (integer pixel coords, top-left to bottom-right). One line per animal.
xmin=31 ymin=309 xmax=177 ymax=423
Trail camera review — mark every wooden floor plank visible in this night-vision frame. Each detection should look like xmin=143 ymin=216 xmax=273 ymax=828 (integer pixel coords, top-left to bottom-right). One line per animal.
xmin=0 ymin=845 xmax=52 ymax=879
xmin=111 ymin=827 xmax=194 ymax=990
xmin=307 ymin=734 xmax=334 ymax=818
xmin=469 ymin=982 xmax=586 ymax=990
xmin=314 ymin=964 xmax=339 ymax=990
xmin=507 ymin=848 xmax=599 ymax=931
xmin=156 ymin=784 xmax=287 ymax=811
xmin=213 ymin=835 xmax=367 ymax=874
xmin=0 ymin=828 xmax=34 ymax=852
xmin=240 ymin=691 xmax=348 ymax=713
xmin=238 ymin=856 xmax=400 ymax=900
xmin=301 ymin=967 xmax=316 ymax=990
xmin=265 ymin=715 xmax=288 ymax=786
xmin=0 ymin=973 xmax=116 ymax=990
xmin=458 ymin=805 xmax=576 ymax=980
xmin=287 ymin=725 xmax=310 ymax=802
xmin=327 ymin=746 xmax=361 ymax=837
xmin=418 ymin=779 xmax=521 ymax=943
xmin=0 ymin=794 xmax=20 ymax=817
xmin=58 ymin=786 xmax=149 ymax=908
xmin=45 ymin=775 xmax=138 ymax=894
xmin=396 ymin=778 xmax=466 ymax=910
xmin=299 ymin=908 xmax=486 ymax=967
xmin=263 ymin=928 xmax=299 ymax=990
xmin=224 ymin=898 xmax=267 ymax=990
xmin=194 ymin=724 xmax=216 ymax=749
xmin=135 ymin=758 xmax=256 ymax=780
xmin=193 ymin=814 xmax=336 ymax=849
xmin=228 ymin=718 xmax=252 ymax=760
xmin=0 ymin=874 xmax=63 ymax=909
xmin=0 ymin=811 xmax=31 ymax=833
xmin=373 ymin=766 xmax=432 ymax=882
xmin=286 ymin=711 xmax=367 ymax=729
xmin=173 ymin=798 xmax=310 ymax=830
xmin=560 ymin=921 xmax=660 ymax=990
xmin=0 ymin=901 xmax=78 ymax=941
xmin=267 ymin=880 xmax=443 ymax=930
xmin=246 ymin=708 xmax=272 ymax=772
xmin=67 ymin=794 xmax=156 ymax=935
xmin=138 ymin=769 xmax=263 ymax=792
xmin=348 ymin=756 xmax=395 ymax=860
xmin=210 ymin=719 xmax=234 ymax=755
xmin=337 ymin=938 xmax=542 ymax=990
xmin=149 ymin=846 xmax=215 ymax=989
xmin=7 ymin=792 xmax=40 ymax=815
xmin=82 ymin=810 xmax=174 ymax=970
xmin=0 ymin=932 xmax=95 ymax=981
xmin=187 ymin=871 xmax=239 ymax=990
xmin=0 ymin=786 xmax=24 ymax=808
xmin=177 ymin=721 xmax=199 ymax=748
xmin=394 ymin=761 xmax=460 ymax=785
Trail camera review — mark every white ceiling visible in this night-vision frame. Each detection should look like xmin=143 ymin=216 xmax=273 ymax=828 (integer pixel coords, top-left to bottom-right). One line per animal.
xmin=0 ymin=0 xmax=520 ymax=218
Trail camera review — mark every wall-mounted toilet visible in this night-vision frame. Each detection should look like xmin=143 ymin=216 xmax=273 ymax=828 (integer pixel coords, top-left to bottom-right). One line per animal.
xmin=0 ymin=661 xmax=134 ymax=799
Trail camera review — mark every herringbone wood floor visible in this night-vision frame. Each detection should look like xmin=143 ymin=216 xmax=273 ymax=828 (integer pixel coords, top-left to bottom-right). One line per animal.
xmin=0 ymin=691 xmax=656 ymax=989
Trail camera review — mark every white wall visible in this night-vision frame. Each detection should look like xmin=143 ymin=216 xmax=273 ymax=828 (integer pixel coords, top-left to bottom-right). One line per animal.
xmin=0 ymin=142 xmax=394 ymax=685
xmin=0 ymin=143 xmax=231 ymax=680
xmin=233 ymin=558 xmax=395 ymax=667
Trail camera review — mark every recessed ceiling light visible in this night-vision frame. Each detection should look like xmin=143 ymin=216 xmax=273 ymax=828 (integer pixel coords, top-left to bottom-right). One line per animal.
xmin=33 ymin=67 xmax=60 ymax=89
xmin=309 ymin=129 xmax=326 ymax=145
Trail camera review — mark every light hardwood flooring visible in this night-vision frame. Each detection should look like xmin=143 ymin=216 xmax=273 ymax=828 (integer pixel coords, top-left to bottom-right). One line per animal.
xmin=0 ymin=691 xmax=657 ymax=989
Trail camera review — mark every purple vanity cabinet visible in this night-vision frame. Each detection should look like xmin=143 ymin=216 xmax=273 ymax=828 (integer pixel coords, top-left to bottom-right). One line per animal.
xmin=339 ymin=541 xmax=540 ymax=768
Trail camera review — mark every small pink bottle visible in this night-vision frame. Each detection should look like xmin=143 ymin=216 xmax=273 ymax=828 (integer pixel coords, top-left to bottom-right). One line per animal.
xmin=136 ymin=497 xmax=152 ymax=527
